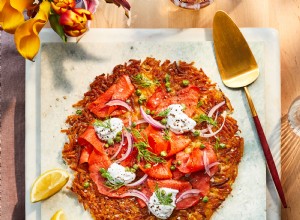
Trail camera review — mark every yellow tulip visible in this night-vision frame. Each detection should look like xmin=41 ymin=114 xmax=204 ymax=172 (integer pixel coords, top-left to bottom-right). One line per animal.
xmin=14 ymin=1 xmax=51 ymax=61
xmin=0 ymin=0 xmax=32 ymax=33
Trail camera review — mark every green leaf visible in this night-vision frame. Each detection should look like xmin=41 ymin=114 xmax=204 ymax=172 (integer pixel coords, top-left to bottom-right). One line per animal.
xmin=155 ymin=185 xmax=174 ymax=206
xmin=157 ymin=108 xmax=171 ymax=117
xmin=49 ymin=13 xmax=67 ymax=43
xmin=100 ymin=168 xmax=125 ymax=190
xmin=94 ymin=119 xmax=112 ymax=129
xmin=194 ymin=114 xmax=217 ymax=126
xmin=132 ymin=74 xmax=159 ymax=88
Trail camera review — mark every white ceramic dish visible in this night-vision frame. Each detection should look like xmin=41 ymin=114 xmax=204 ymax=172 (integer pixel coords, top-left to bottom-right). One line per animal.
xmin=25 ymin=28 xmax=280 ymax=220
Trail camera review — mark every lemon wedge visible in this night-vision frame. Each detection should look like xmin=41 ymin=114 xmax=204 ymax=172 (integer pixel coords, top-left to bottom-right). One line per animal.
xmin=51 ymin=209 xmax=67 ymax=220
xmin=30 ymin=169 xmax=69 ymax=203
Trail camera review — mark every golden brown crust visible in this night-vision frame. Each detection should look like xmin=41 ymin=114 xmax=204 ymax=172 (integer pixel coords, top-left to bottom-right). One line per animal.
xmin=62 ymin=57 xmax=244 ymax=219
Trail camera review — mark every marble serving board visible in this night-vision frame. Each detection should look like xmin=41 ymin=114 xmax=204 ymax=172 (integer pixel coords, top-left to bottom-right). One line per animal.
xmin=25 ymin=28 xmax=281 ymax=220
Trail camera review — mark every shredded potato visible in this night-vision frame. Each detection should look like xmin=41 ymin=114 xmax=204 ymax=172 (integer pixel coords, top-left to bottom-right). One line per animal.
xmin=62 ymin=58 xmax=244 ymax=219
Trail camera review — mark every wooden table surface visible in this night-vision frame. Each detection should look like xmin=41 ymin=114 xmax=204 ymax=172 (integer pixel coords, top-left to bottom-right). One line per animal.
xmin=90 ymin=0 xmax=300 ymax=219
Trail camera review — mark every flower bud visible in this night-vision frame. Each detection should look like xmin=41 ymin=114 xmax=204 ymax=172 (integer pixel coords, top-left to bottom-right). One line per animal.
xmin=59 ymin=8 xmax=93 ymax=37
xmin=51 ymin=0 xmax=76 ymax=15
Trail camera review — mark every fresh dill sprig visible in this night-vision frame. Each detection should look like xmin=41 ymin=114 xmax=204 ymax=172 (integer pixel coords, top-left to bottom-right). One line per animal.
xmin=99 ymin=168 xmax=125 ymax=190
xmin=94 ymin=119 xmax=112 ymax=129
xmin=155 ymin=184 xmax=174 ymax=206
xmin=134 ymin=141 xmax=166 ymax=164
xmin=163 ymin=129 xmax=170 ymax=141
xmin=131 ymin=128 xmax=143 ymax=139
xmin=131 ymin=128 xmax=165 ymax=163
xmin=132 ymin=74 xmax=159 ymax=88
xmin=194 ymin=114 xmax=217 ymax=126
xmin=157 ymin=108 xmax=171 ymax=117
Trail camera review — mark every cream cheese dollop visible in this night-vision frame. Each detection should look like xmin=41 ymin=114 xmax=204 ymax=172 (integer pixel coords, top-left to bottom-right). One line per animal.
xmin=107 ymin=163 xmax=136 ymax=185
xmin=166 ymin=104 xmax=196 ymax=134
xmin=148 ymin=187 xmax=179 ymax=219
xmin=94 ymin=118 xmax=123 ymax=141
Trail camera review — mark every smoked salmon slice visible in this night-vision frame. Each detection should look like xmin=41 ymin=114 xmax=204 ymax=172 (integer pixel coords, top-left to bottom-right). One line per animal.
xmin=88 ymin=75 xmax=134 ymax=118
xmin=78 ymin=126 xmax=106 ymax=154
xmin=88 ymin=150 xmax=128 ymax=198
xmin=153 ymin=86 xmax=201 ymax=117
xmin=139 ymin=160 xmax=172 ymax=180
xmin=176 ymin=144 xmax=217 ymax=173
xmin=144 ymin=125 xmax=191 ymax=157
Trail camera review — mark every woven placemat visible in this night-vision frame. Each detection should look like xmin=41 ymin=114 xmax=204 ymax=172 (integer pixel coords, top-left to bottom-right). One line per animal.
xmin=0 ymin=31 xmax=25 ymax=220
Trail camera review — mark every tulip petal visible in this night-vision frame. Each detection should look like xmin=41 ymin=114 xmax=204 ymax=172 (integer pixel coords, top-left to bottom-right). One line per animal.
xmin=14 ymin=1 xmax=50 ymax=60
xmin=83 ymin=0 xmax=99 ymax=14
xmin=0 ymin=0 xmax=32 ymax=33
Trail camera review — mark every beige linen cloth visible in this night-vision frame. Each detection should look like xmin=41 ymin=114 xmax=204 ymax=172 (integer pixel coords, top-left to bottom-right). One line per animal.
xmin=0 ymin=31 xmax=26 ymax=220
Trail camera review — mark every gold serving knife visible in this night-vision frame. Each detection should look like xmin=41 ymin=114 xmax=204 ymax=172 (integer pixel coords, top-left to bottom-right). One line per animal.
xmin=213 ymin=10 xmax=287 ymax=208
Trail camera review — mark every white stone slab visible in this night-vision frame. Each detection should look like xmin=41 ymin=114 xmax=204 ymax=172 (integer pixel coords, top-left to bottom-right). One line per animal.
xmin=25 ymin=28 xmax=280 ymax=220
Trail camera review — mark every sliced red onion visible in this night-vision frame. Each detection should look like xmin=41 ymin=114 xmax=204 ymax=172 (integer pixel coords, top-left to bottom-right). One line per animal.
xmin=106 ymin=99 xmax=133 ymax=111
xmin=140 ymin=106 xmax=166 ymax=129
xmin=128 ymin=115 xmax=132 ymax=127
xmin=207 ymin=161 xmax=220 ymax=169
xmin=135 ymin=119 xmax=148 ymax=125
xmin=110 ymin=131 xmax=125 ymax=160
xmin=115 ymin=130 xmax=133 ymax=163
xmin=207 ymin=111 xmax=227 ymax=137
xmin=199 ymin=111 xmax=227 ymax=138
xmin=208 ymin=101 xmax=226 ymax=118
xmin=121 ymin=190 xmax=149 ymax=204
xmin=126 ymin=174 xmax=148 ymax=187
xmin=176 ymin=189 xmax=201 ymax=203
xmin=203 ymin=151 xmax=220 ymax=177
xmin=203 ymin=150 xmax=211 ymax=177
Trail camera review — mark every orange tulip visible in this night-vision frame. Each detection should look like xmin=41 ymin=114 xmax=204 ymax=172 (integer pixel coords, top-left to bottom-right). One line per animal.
xmin=60 ymin=8 xmax=93 ymax=37
xmin=51 ymin=0 xmax=76 ymax=15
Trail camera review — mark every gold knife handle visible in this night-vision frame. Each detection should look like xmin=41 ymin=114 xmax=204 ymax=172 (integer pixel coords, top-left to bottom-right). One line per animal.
xmin=244 ymin=87 xmax=287 ymax=208
xmin=244 ymin=87 xmax=257 ymax=116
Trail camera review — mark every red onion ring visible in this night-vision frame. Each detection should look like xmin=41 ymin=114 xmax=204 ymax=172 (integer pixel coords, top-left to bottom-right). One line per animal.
xmin=176 ymin=189 xmax=201 ymax=203
xmin=206 ymin=111 xmax=227 ymax=137
xmin=140 ymin=106 xmax=166 ymax=129
xmin=115 ymin=130 xmax=132 ymax=163
xmin=135 ymin=119 xmax=148 ymax=125
xmin=203 ymin=150 xmax=211 ymax=177
xmin=106 ymin=99 xmax=133 ymax=111
xmin=121 ymin=190 xmax=149 ymax=204
xmin=207 ymin=161 xmax=220 ymax=169
xmin=110 ymin=131 xmax=125 ymax=160
xmin=126 ymin=174 xmax=148 ymax=187
xmin=203 ymin=151 xmax=220 ymax=177
xmin=208 ymin=101 xmax=226 ymax=118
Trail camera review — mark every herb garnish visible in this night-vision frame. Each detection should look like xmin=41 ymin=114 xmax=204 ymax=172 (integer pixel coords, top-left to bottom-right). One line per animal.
xmin=197 ymin=100 xmax=203 ymax=108
xmin=214 ymin=137 xmax=226 ymax=150
xmin=155 ymin=184 xmax=174 ymax=206
xmin=163 ymin=129 xmax=171 ymax=141
xmin=132 ymin=129 xmax=166 ymax=163
xmin=135 ymin=141 xmax=166 ymax=163
xmin=194 ymin=114 xmax=217 ymax=126
xmin=157 ymin=108 xmax=171 ymax=117
xmin=131 ymin=128 xmax=143 ymax=139
xmin=76 ymin=109 xmax=82 ymax=115
xmin=94 ymin=119 xmax=112 ymax=129
xmin=99 ymin=168 xmax=125 ymax=190
xmin=132 ymin=74 xmax=159 ymax=88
